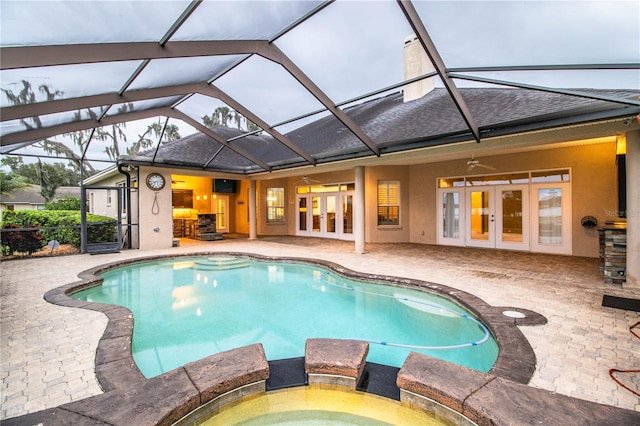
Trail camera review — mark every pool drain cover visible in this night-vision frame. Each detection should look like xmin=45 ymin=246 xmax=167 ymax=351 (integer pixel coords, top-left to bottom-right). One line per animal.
xmin=502 ymin=310 xmax=526 ymax=319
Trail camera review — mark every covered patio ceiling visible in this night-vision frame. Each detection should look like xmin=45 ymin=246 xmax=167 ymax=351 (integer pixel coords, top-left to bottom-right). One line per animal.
xmin=1 ymin=0 xmax=639 ymax=174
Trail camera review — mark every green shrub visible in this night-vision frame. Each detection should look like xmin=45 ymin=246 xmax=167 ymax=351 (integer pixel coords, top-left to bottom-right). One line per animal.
xmin=46 ymin=197 xmax=81 ymax=211
xmin=1 ymin=210 xmax=117 ymax=250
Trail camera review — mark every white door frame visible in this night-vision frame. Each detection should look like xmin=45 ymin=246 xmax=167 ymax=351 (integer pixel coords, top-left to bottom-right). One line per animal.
xmin=211 ymin=194 xmax=229 ymax=233
xmin=530 ymin=182 xmax=572 ymax=255
xmin=465 ymin=186 xmax=496 ymax=249
xmin=438 ymin=184 xmax=531 ymax=252
xmin=437 ymin=188 xmax=465 ymax=246
xmin=437 ymin=181 xmax=571 ymax=254
xmin=296 ymin=191 xmax=354 ymax=240
xmin=495 ymin=185 xmax=530 ymax=251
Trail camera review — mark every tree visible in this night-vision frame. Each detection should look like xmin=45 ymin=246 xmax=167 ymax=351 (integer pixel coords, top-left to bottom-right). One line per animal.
xmin=128 ymin=118 xmax=181 ymax=156
xmin=2 ymin=81 xmax=183 ymax=173
xmin=0 ymin=171 xmax=29 ymax=197
xmin=202 ymin=107 xmax=261 ymax=132
xmin=1 ymin=81 xmax=96 ymax=176
xmin=1 ymin=157 xmax=79 ymax=202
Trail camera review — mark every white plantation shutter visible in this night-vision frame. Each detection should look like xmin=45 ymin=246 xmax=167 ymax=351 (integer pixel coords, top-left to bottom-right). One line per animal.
xmin=377 ymin=181 xmax=400 ymax=225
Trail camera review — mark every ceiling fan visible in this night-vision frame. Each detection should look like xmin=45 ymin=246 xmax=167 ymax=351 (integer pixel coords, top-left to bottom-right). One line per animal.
xmin=297 ymin=175 xmax=320 ymax=185
xmin=466 ymin=155 xmax=495 ymax=171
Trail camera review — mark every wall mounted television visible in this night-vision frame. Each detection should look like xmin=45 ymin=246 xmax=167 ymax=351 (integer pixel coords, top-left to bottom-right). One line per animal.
xmin=213 ymin=179 xmax=238 ymax=194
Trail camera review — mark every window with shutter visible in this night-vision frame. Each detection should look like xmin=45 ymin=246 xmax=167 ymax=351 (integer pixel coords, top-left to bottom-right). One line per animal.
xmin=377 ymin=181 xmax=400 ymax=226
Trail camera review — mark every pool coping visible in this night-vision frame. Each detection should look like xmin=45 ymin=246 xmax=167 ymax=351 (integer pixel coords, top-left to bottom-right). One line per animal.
xmin=6 ymin=251 xmax=638 ymax=425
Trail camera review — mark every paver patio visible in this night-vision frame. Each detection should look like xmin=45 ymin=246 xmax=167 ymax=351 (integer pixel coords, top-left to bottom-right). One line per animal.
xmin=1 ymin=236 xmax=639 ymax=420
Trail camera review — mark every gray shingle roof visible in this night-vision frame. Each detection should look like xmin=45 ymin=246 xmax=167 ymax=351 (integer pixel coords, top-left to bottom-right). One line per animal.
xmin=130 ymin=87 xmax=639 ymax=173
xmin=0 ymin=185 xmax=80 ymax=205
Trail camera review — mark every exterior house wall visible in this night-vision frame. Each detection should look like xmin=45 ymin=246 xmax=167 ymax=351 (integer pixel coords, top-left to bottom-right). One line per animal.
xmin=233 ymin=180 xmax=251 ymax=235
xmin=88 ymin=187 xmax=118 ymax=218
xmin=139 ymin=169 xmax=173 ymax=250
xmin=256 ymin=177 xmax=289 ymax=236
xmin=408 ymin=141 xmax=618 ymax=258
xmin=92 ymin=140 xmax=621 ymax=259
xmin=0 ymin=203 xmax=44 ymax=213
xmin=365 ymin=166 xmax=412 ymax=243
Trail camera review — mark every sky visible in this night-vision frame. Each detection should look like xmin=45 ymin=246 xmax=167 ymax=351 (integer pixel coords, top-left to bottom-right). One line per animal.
xmin=1 ymin=0 xmax=638 ymax=170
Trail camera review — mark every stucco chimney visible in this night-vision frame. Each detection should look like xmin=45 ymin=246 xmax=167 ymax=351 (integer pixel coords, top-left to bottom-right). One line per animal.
xmin=403 ymin=35 xmax=435 ymax=102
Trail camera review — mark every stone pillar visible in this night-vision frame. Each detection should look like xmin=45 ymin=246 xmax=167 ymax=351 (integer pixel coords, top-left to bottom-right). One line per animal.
xmin=625 ymin=129 xmax=640 ymax=289
xmin=249 ymin=180 xmax=257 ymax=240
xmin=354 ymin=166 xmax=366 ymax=254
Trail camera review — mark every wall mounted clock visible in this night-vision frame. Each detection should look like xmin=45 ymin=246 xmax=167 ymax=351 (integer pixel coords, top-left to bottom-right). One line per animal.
xmin=146 ymin=172 xmax=166 ymax=190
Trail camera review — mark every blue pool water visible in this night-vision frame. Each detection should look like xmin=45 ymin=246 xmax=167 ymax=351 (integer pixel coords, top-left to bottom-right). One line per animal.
xmin=72 ymin=256 xmax=498 ymax=378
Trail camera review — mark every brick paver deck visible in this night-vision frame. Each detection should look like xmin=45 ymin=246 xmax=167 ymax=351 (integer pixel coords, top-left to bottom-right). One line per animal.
xmin=1 ymin=236 xmax=639 ymax=419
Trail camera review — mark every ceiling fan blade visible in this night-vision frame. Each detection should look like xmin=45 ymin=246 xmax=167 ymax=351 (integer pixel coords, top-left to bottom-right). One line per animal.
xmin=476 ymin=163 xmax=496 ymax=171
xmin=298 ymin=175 xmax=320 ymax=184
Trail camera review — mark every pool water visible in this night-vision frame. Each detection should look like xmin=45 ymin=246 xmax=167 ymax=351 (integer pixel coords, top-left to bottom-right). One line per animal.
xmin=73 ymin=256 xmax=498 ymax=378
xmin=201 ymin=387 xmax=446 ymax=425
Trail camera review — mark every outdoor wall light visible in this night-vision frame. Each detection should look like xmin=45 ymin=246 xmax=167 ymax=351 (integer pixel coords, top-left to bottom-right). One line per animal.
xmin=616 ymin=134 xmax=626 ymax=155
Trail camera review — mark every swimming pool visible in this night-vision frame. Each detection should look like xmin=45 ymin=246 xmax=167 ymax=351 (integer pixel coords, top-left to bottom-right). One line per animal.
xmin=72 ymin=255 xmax=498 ymax=378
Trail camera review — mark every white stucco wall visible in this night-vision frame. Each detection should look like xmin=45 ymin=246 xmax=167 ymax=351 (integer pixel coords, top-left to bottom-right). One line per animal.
xmin=408 ymin=141 xmax=620 ymax=258
xmin=138 ymin=169 xmax=173 ymax=250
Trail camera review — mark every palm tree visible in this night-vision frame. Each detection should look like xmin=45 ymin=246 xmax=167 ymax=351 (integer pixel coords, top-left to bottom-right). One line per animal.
xmin=128 ymin=118 xmax=181 ymax=155
xmin=202 ymin=107 xmax=262 ymax=133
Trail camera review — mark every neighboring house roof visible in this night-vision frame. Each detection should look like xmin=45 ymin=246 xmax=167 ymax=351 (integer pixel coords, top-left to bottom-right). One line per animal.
xmin=0 ymin=185 xmax=46 ymax=205
xmin=124 ymin=87 xmax=639 ymax=174
xmin=52 ymin=186 xmax=81 ymax=199
xmin=0 ymin=185 xmax=80 ymax=205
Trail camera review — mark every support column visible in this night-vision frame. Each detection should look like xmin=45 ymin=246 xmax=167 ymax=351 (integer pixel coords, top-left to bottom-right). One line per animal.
xmin=625 ymin=129 xmax=640 ymax=289
xmin=249 ymin=180 xmax=257 ymax=240
xmin=354 ymin=166 xmax=366 ymax=254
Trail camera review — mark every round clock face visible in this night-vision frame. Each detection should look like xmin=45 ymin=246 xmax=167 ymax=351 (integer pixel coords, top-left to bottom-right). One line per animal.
xmin=146 ymin=173 xmax=165 ymax=190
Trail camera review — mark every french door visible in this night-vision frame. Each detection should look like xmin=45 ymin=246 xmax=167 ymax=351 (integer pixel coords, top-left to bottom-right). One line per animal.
xmin=438 ymin=185 xmax=529 ymax=251
xmin=297 ymin=192 xmax=354 ymax=240
xmin=465 ymin=185 xmax=529 ymax=251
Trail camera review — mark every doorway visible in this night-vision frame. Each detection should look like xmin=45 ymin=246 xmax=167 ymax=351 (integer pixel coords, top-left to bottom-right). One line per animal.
xmin=296 ymin=183 xmax=354 ymax=240
xmin=211 ymin=194 xmax=229 ymax=233
xmin=437 ymin=170 xmax=571 ymax=254
xmin=465 ymin=185 xmax=529 ymax=251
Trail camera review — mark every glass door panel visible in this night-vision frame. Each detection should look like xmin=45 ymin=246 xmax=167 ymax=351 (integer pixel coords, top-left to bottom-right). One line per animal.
xmin=443 ymin=192 xmax=460 ymax=238
xmin=216 ymin=198 xmax=226 ymax=232
xmin=211 ymin=195 xmax=228 ymax=233
xmin=467 ymin=188 xmax=494 ymax=248
xmin=311 ymin=196 xmax=321 ymax=233
xmin=538 ymin=188 xmax=562 ymax=244
xmin=343 ymin=195 xmax=353 ymax=235
xmin=496 ymin=186 xmax=529 ymax=250
xmin=325 ymin=196 xmax=336 ymax=234
xmin=531 ymin=183 xmax=571 ymax=255
xmin=437 ymin=189 xmax=465 ymax=246
xmin=298 ymin=196 xmax=308 ymax=232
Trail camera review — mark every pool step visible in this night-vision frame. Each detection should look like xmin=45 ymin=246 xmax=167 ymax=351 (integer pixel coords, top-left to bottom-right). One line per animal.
xmin=192 ymin=257 xmax=250 ymax=271
xmin=266 ymin=357 xmax=308 ymax=391
xmin=356 ymin=362 xmax=401 ymax=401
